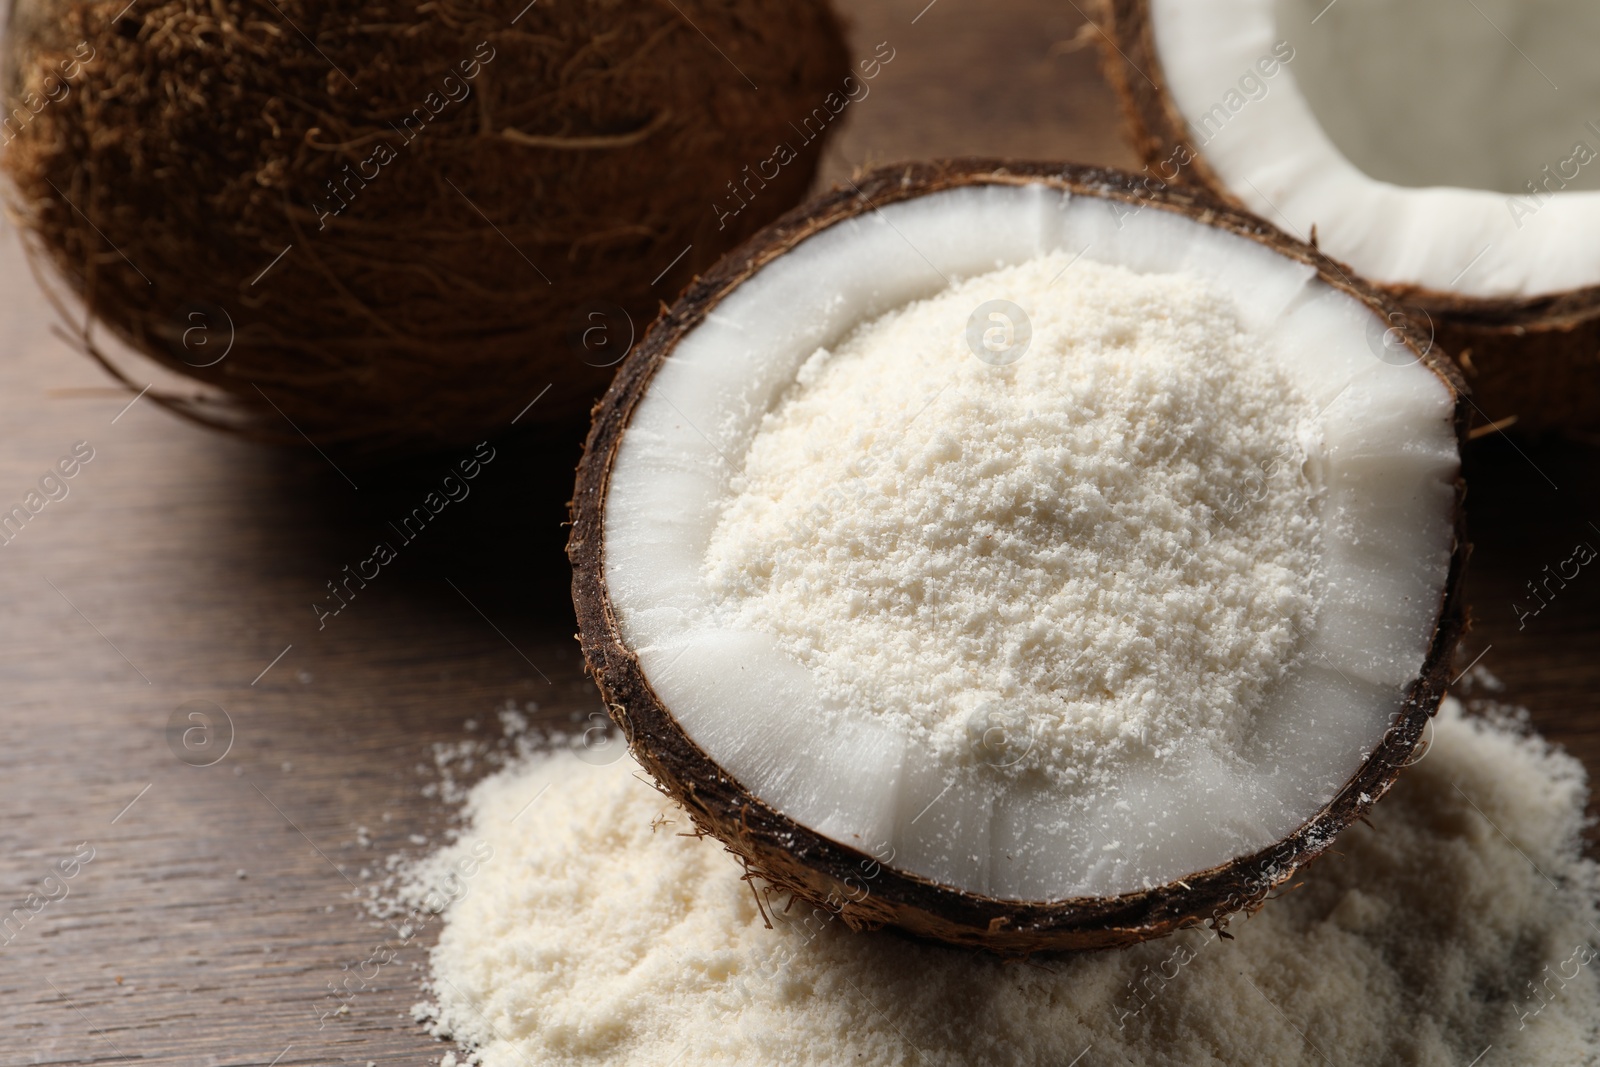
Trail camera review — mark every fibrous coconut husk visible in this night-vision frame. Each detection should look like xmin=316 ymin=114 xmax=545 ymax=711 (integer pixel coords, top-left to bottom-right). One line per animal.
xmin=568 ymin=159 xmax=1471 ymax=954
xmin=2 ymin=0 xmax=849 ymax=457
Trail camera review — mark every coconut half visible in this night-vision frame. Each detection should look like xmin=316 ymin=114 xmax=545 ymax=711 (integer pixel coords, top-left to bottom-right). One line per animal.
xmin=569 ymin=161 xmax=1466 ymax=952
xmin=1095 ymin=0 xmax=1600 ymax=434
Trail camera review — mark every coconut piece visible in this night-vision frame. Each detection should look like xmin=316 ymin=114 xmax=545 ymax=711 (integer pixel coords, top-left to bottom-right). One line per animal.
xmin=0 ymin=0 xmax=848 ymax=456
xmin=1093 ymin=0 xmax=1600 ymax=435
xmin=569 ymin=160 xmax=1467 ymax=953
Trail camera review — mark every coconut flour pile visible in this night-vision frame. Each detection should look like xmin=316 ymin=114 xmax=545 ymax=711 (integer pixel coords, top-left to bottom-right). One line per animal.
xmin=701 ymin=252 xmax=1322 ymax=778
xmin=406 ymin=697 xmax=1600 ymax=1067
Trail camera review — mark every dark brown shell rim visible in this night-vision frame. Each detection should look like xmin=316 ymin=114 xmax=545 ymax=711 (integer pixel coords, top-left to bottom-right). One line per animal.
xmin=569 ymin=159 xmax=1469 ymax=954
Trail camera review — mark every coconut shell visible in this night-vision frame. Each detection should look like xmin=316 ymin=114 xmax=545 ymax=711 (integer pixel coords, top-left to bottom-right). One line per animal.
xmin=569 ymin=159 xmax=1471 ymax=954
xmin=1090 ymin=0 xmax=1600 ymax=437
xmin=1 ymin=0 xmax=849 ymax=457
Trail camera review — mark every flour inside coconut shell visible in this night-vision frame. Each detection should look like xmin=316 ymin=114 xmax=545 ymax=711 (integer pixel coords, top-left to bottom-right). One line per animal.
xmin=570 ymin=161 xmax=1469 ymax=953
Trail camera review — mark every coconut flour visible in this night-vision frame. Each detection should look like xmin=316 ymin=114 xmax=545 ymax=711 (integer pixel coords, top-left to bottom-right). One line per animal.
xmin=407 ymin=697 xmax=1600 ymax=1067
xmin=701 ymin=251 xmax=1322 ymax=780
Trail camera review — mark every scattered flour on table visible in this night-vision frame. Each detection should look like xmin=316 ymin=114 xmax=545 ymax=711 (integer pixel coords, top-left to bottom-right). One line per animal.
xmin=700 ymin=252 xmax=1322 ymax=781
xmin=405 ymin=697 xmax=1600 ymax=1067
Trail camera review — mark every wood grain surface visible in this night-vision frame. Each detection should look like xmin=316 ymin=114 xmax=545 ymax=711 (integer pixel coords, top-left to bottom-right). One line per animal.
xmin=2 ymin=1 xmax=1596 ymax=1064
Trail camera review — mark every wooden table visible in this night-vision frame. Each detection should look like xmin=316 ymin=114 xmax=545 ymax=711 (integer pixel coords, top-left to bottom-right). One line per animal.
xmin=4 ymin=1 xmax=1596 ymax=1063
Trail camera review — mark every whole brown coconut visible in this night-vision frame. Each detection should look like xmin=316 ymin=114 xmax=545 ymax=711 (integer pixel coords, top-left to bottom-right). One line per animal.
xmin=1089 ymin=0 xmax=1600 ymax=437
xmin=570 ymin=160 xmax=1470 ymax=954
xmin=2 ymin=0 xmax=849 ymax=455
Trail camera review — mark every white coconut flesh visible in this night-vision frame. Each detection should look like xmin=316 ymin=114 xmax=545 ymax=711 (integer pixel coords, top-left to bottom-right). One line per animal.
xmin=1151 ymin=0 xmax=1600 ymax=298
xmin=603 ymin=183 xmax=1458 ymax=901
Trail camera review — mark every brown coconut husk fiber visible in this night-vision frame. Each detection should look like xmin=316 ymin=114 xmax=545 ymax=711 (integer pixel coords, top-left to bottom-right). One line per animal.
xmin=2 ymin=0 xmax=849 ymax=457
